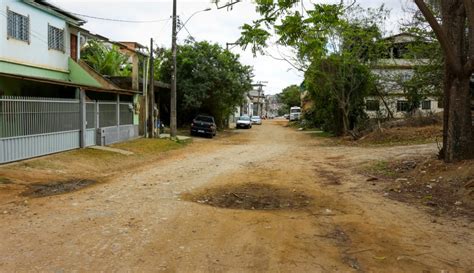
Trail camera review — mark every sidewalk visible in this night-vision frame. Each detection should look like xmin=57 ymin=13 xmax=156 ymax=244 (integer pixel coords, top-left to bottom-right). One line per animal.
xmin=158 ymin=134 xmax=191 ymax=141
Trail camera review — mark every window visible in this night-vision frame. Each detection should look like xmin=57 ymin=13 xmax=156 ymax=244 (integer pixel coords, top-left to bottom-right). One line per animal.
xmin=7 ymin=8 xmax=30 ymax=43
xmin=48 ymin=25 xmax=64 ymax=51
xmin=421 ymin=100 xmax=431 ymax=110
xmin=400 ymin=72 xmax=412 ymax=82
xmin=396 ymin=100 xmax=409 ymax=112
xmin=437 ymin=100 xmax=444 ymax=109
xmin=366 ymin=100 xmax=380 ymax=111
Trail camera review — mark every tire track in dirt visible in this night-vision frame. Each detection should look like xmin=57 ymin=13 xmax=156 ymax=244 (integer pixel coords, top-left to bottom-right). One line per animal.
xmin=0 ymin=121 xmax=472 ymax=272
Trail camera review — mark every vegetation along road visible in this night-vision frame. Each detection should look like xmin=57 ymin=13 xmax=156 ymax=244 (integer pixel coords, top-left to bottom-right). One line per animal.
xmin=0 ymin=120 xmax=472 ymax=272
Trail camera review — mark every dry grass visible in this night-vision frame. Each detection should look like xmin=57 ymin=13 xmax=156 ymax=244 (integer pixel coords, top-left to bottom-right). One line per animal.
xmin=364 ymin=157 xmax=474 ymax=218
xmin=0 ymin=138 xmax=189 ymax=203
xmin=356 ymin=125 xmax=442 ymax=146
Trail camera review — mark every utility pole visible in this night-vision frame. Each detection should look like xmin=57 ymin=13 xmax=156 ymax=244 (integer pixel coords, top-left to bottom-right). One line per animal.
xmin=170 ymin=0 xmax=178 ymax=138
xmin=257 ymin=85 xmax=262 ymax=117
xmin=147 ymin=38 xmax=155 ymax=138
xmin=252 ymin=81 xmax=267 ymax=117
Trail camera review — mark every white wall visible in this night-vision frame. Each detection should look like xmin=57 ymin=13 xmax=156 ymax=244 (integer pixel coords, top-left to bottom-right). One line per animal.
xmin=0 ymin=0 xmax=70 ymax=72
xmin=372 ymin=68 xmax=414 ymax=94
xmin=365 ymin=96 xmax=443 ymax=119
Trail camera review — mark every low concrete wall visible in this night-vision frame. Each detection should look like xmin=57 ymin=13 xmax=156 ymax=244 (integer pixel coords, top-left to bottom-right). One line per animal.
xmin=96 ymin=125 xmax=138 ymax=146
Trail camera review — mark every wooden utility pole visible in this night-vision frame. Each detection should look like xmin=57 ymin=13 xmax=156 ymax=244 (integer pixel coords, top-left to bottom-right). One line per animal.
xmin=170 ymin=0 xmax=178 ymax=138
xmin=147 ymin=38 xmax=155 ymax=138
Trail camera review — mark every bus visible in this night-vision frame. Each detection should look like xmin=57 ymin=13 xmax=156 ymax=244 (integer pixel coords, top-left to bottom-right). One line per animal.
xmin=289 ymin=106 xmax=301 ymax=121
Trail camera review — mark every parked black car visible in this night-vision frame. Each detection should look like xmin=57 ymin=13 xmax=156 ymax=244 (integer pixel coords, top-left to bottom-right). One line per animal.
xmin=190 ymin=115 xmax=217 ymax=138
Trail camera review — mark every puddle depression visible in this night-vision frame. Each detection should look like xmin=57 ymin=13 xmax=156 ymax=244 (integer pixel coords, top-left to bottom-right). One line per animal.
xmin=182 ymin=183 xmax=313 ymax=210
xmin=21 ymin=179 xmax=97 ymax=197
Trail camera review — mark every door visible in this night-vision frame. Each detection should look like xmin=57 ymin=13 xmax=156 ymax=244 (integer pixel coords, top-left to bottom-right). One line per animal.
xmin=70 ymin=34 xmax=77 ymax=61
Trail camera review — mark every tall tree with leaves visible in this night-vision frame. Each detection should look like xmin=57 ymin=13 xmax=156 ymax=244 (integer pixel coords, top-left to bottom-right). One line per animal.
xmin=414 ymin=0 xmax=473 ymax=161
xmin=278 ymin=84 xmax=301 ymax=114
xmin=239 ymin=2 xmax=382 ymax=135
xmin=157 ymin=40 xmax=253 ymax=128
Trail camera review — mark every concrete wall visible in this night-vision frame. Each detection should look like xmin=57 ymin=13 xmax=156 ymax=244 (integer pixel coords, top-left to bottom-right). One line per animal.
xmin=0 ymin=0 xmax=70 ymax=72
xmin=365 ymin=96 xmax=443 ymax=119
xmin=369 ymin=57 xmax=441 ymax=119
xmin=372 ymin=68 xmax=414 ymax=94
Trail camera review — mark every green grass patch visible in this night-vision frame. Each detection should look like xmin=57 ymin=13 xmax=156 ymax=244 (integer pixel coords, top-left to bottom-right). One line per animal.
xmin=287 ymin=121 xmax=301 ymax=128
xmin=112 ymin=138 xmax=188 ymax=154
xmin=19 ymin=159 xmax=63 ymax=170
xmin=364 ymin=160 xmax=397 ymax=178
xmin=307 ymin=131 xmax=334 ymax=138
xmin=0 ymin=177 xmax=13 ymax=184
xmin=358 ymin=137 xmax=438 ymax=147
xmin=66 ymin=148 xmax=123 ymax=160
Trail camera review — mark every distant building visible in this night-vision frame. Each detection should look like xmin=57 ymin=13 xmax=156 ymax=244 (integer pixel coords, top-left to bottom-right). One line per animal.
xmin=247 ymin=88 xmax=265 ymax=117
xmin=264 ymin=94 xmax=282 ymax=118
xmin=366 ymin=33 xmax=443 ymax=118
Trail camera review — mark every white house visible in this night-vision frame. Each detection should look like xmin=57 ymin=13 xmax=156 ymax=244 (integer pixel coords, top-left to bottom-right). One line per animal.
xmin=366 ymin=33 xmax=443 ymax=119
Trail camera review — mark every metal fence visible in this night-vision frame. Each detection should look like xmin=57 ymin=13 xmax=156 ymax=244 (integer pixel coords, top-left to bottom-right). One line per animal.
xmin=98 ymin=101 xmax=117 ymax=128
xmin=0 ymin=95 xmax=137 ymax=164
xmin=86 ymin=102 xmax=96 ymax=129
xmin=119 ymin=103 xmax=133 ymax=125
xmin=0 ymin=96 xmax=80 ymax=138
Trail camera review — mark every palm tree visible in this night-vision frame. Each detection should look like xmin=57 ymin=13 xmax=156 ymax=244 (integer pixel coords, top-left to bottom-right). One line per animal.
xmin=81 ymin=40 xmax=131 ymax=77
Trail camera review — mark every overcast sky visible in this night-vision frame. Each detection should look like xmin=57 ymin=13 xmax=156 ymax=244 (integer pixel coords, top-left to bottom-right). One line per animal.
xmin=50 ymin=0 xmax=413 ymax=95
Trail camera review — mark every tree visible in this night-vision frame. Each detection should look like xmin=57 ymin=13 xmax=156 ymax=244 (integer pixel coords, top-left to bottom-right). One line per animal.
xmin=414 ymin=0 xmax=474 ymax=161
xmin=81 ymin=40 xmax=131 ymax=77
xmin=392 ymin=5 xmax=444 ymax=117
xmin=305 ymin=54 xmax=372 ymax=136
xmin=239 ymin=2 xmax=383 ymax=135
xmin=278 ymin=84 xmax=301 ymax=114
xmin=157 ymin=40 xmax=253 ymax=128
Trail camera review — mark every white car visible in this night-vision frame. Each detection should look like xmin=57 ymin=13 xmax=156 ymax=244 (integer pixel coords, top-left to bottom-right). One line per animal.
xmin=251 ymin=116 xmax=262 ymax=125
xmin=236 ymin=116 xmax=252 ymax=129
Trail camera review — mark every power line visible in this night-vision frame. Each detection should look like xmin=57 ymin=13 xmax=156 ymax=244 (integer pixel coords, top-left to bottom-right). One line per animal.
xmin=69 ymin=12 xmax=171 ymax=23
xmin=182 ymin=25 xmax=195 ymax=40
xmin=154 ymin=17 xmax=172 ymax=41
xmin=32 ymin=2 xmax=171 ymax=24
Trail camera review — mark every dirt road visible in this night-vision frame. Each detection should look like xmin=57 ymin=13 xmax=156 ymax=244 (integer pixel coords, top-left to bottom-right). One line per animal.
xmin=0 ymin=121 xmax=472 ymax=272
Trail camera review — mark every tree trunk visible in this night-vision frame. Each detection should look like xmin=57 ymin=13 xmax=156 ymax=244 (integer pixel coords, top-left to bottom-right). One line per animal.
xmin=341 ymin=106 xmax=350 ymax=135
xmin=440 ymin=0 xmax=474 ymax=161
xmin=443 ymin=75 xmax=473 ymax=161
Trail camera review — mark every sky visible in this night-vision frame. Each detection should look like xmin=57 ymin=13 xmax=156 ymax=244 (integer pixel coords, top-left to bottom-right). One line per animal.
xmin=50 ymin=0 xmax=413 ymax=95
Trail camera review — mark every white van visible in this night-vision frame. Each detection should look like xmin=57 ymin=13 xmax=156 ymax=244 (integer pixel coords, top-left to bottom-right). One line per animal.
xmin=289 ymin=106 xmax=301 ymax=121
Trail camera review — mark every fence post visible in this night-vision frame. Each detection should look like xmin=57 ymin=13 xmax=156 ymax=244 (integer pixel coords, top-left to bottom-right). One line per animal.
xmin=79 ymin=88 xmax=86 ymax=148
xmin=95 ymin=101 xmax=99 ymax=129
xmin=116 ymin=94 xmax=120 ymax=141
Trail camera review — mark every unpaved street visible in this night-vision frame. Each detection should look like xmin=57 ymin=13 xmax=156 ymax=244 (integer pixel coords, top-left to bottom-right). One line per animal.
xmin=0 ymin=121 xmax=472 ymax=272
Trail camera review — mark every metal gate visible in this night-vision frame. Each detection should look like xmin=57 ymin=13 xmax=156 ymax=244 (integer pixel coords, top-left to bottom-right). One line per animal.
xmin=0 ymin=96 xmax=81 ymax=163
xmin=0 ymin=96 xmax=136 ymax=164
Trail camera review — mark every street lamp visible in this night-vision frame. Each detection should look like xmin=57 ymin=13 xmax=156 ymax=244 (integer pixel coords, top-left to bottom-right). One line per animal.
xmin=170 ymin=4 xmax=211 ymax=138
xmin=178 ymin=8 xmax=211 ymax=34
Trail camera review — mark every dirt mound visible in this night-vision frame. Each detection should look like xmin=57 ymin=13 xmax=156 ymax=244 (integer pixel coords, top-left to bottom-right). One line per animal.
xmin=357 ymin=125 xmax=442 ymax=145
xmin=182 ymin=183 xmax=312 ymax=210
xmin=367 ymin=157 xmax=474 ymax=218
xmin=21 ymin=179 xmax=97 ymax=198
